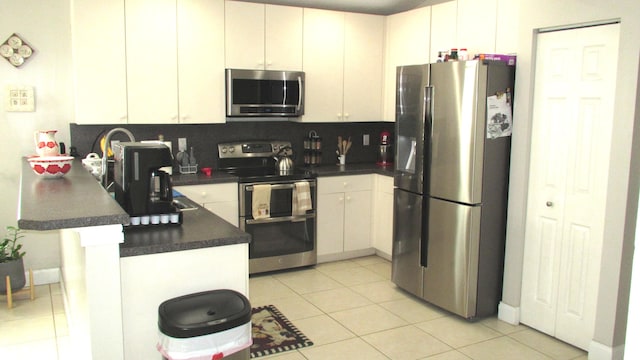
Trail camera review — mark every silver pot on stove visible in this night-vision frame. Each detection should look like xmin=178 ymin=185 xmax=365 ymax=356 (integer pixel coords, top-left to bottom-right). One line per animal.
xmin=274 ymin=146 xmax=294 ymax=175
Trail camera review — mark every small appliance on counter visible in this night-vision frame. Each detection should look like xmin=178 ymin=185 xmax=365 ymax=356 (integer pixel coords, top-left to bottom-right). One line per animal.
xmin=112 ymin=142 xmax=181 ymax=226
xmin=377 ymin=130 xmax=393 ymax=167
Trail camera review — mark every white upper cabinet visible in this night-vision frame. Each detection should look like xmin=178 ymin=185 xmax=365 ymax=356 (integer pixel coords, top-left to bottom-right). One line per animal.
xmin=456 ymin=0 xmax=497 ymax=56
xmin=178 ymin=0 xmax=226 ymax=123
xmin=430 ymin=1 xmax=457 ymax=63
xmin=71 ymin=0 xmax=128 ymax=124
xmin=125 ymin=0 xmax=179 ymax=123
xmin=302 ymin=8 xmax=345 ymax=122
xmin=302 ymin=9 xmax=384 ymax=122
xmin=225 ymin=1 xmax=303 ymax=70
xmin=265 ymin=4 xmax=303 ymax=70
xmin=225 ymin=1 xmax=264 ymax=69
xmin=343 ymin=12 xmax=384 ymax=122
xmin=382 ymin=7 xmax=431 ymax=121
xmin=126 ymin=0 xmax=225 ymax=124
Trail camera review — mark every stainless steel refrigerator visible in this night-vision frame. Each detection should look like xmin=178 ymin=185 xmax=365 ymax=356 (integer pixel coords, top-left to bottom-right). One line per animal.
xmin=392 ymin=60 xmax=515 ymax=319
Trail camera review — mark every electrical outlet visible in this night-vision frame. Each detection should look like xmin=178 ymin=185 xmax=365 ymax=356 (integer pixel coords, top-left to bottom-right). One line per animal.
xmin=363 ymin=134 xmax=370 ymax=146
xmin=178 ymin=138 xmax=187 ymax=152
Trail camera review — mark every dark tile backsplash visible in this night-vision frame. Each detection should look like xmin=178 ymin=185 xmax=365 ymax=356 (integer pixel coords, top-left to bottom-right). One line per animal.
xmin=69 ymin=121 xmax=394 ymax=169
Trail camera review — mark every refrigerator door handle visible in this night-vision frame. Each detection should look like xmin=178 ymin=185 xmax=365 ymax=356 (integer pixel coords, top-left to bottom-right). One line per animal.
xmin=424 ymin=86 xmax=434 ymax=136
xmin=419 ymin=86 xmax=433 ymax=269
xmin=420 ymin=194 xmax=429 ymax=268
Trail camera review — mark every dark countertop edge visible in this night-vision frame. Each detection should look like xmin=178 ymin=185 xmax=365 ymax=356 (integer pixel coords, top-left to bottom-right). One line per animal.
xmin=171 ymin=172 xmax=238 ymax=186
xmin=171 ymin=163 xmax=393 ymax=186
xmin=18 ymin=215 xmax=129 ymax=231
xmin=19 ymin=157 xmax=130 ymax=231
xmin=119 ymin=233 xmax=250 ymax=258
xmin=119 ymin=196 xmax=251 ymax=258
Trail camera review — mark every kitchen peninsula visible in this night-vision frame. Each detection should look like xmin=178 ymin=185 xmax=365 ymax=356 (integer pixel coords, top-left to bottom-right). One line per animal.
xmin=17 ymin=158 xmax=250 ymax=360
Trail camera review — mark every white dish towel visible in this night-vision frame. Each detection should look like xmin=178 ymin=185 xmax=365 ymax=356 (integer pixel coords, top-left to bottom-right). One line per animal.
xmin=292 ymin=181 xmax=312 ymax=216
xmin=252 ymin=184 xmax=272 ymax=219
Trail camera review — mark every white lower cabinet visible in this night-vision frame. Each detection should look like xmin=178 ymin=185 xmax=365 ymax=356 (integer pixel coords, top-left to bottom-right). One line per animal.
xmin=120 ymin=244 xmax=248 ymax=359
xmin=372 ymin=175 xmax=394 ymax=258
xmin=317 ymin=175 xmax=374 ymax=261
xmin=174 ymin=183 xmax=238 ymax=227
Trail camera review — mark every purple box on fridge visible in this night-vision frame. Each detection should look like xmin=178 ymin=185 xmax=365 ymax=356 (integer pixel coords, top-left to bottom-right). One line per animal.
xmin=481 ymin=54 xmax=517 ymax=66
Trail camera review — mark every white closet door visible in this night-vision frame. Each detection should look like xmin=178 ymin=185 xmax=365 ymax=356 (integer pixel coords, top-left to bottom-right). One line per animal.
xmin=520 ymin=23 xmax=619 ymax=350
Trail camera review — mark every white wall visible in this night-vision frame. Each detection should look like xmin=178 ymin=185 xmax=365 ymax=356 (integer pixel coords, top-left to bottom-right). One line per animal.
xmin=0 ymin=0 xmax=73 ymax=270
xmin=501 ymin=0 xmax=640 ymax=353
xmin=2 ymin=0 xmax=639 ymax=354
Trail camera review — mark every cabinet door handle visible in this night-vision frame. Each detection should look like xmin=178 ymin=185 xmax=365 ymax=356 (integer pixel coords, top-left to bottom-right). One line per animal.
xmin=546 ymin=201 xmax=553 ymax=207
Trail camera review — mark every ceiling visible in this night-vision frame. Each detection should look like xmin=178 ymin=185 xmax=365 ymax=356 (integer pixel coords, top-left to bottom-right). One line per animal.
xmin=236 ymin=0 xmax=451 ymax=15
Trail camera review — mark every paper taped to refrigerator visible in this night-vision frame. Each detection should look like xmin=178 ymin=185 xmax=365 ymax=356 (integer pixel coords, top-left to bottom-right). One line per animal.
xmin=486 ymin=90 xmax=513 ymax=139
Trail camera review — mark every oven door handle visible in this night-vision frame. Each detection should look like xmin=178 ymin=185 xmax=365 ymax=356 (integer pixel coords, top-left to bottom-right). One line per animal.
xmin=244 ymin=182 xmax=316 ymax=192
xmin=246 ymin=213 xmax=315 ymax=225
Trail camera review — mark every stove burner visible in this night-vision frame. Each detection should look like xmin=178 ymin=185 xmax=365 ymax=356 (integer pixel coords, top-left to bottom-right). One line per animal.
xmin=217 ymin=140 xmax=315 ymax=183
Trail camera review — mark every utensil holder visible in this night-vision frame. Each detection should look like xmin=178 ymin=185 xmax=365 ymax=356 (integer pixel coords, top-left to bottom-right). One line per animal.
xmin=179 ymin=164 xmax=198 ymax=174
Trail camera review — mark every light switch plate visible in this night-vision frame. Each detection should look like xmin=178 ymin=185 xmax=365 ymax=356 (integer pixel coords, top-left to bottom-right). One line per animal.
xmin=6 ymin=85 xmax=35 ymax=112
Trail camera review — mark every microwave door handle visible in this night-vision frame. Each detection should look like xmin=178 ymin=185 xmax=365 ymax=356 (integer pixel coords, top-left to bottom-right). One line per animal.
xmin=297 ymin=76 xmax=303 ymax=111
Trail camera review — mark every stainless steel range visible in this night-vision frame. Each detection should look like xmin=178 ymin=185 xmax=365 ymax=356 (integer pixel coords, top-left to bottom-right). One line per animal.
xmin=218 ymin=140 xmax=317 ymax=274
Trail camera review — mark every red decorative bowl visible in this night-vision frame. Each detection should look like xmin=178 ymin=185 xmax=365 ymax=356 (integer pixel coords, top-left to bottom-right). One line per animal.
xmin=27 ymin=155 xmax=74 ymax=178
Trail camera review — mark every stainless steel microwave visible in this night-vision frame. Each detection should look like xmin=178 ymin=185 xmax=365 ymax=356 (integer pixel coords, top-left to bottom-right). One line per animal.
xmin=225 ymin=69 xmax=305 ymax=117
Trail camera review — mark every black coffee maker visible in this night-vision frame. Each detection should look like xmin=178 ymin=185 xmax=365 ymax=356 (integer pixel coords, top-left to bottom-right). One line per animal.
xmin=112 ymin=142 xmax=175 ymax=216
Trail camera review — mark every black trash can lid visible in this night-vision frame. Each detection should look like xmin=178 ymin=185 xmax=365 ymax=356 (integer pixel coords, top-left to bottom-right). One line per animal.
xmin=158 ymin=289 xmax=251 ymax=338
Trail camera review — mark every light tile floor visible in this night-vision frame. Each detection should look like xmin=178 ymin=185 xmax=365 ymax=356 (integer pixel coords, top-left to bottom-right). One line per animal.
xmin=0 ymin=256 xmax=588 ymax=360
xmin=0 ymin=282 xmax=70 ymax=359
xmin=249 ymin=256 xmax=588 ymax=360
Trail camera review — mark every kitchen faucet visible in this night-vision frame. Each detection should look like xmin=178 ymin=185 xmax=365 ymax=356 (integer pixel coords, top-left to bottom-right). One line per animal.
xmin=101 ymin=127 xmax=135 ymax=190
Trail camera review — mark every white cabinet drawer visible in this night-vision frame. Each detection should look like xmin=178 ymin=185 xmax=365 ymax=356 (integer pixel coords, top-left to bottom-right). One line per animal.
xmin=318 ymin=174 xmax=373 ymax=194
xmin=174 ymin=183 xmax=237 ymax=204
xmin=376 ymin=174 xmax=394 ymax=193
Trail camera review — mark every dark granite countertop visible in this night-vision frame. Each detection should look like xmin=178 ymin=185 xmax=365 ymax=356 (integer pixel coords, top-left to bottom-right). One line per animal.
xmin=171 ymin=171 xmax=238 ymax=186
xmin=120 ymin=197 xmax=250 ymax=257
xmin=171 ymin=163 xmax=393 ymax=187
xmin=18 ymin=157 xmax=250 ymax=258
xmin=18 ymin=158 xmax=129 ymax=230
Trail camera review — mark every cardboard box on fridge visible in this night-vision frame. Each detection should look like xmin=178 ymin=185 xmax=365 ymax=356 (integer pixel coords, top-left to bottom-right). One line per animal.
xmin=481 ymin=54 xmax=517 ymax=66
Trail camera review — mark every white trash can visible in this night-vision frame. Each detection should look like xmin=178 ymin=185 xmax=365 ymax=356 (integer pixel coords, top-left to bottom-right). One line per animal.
xmin=157 ymin=289 xmax=252 ymax=360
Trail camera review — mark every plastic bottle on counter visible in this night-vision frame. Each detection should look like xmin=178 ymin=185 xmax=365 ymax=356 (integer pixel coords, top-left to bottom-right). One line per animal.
xmin=449 ymin=48 xmax=458 ymax=61
xmin=459 ymin=48 xmax=468 ymax=61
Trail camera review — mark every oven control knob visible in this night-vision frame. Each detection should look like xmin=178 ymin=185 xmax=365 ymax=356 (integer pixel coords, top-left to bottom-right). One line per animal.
xmin=220 ymin=146 xmax=227 ymax=153
xmin=229 ymin=147 xmax=235 ymax=153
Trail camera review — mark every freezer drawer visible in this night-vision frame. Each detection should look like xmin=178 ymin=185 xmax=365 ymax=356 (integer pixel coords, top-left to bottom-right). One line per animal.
xmin=391 ymin=189 xmax=424 ymax=297
xmin=423 ymin=197 xmax=481 ymax=318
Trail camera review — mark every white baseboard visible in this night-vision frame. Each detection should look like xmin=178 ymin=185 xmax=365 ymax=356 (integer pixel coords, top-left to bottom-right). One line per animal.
xmin=317 ymin=248 xmax=376 ymax=263
xmin=375 ymin=250 xmax=391 ymax=261
xmin=588 ymin=340 xmax=625 ymax=360
xmin=498 ymin=301 xmax=520 ymax=325
xmin=25 ymin=267 xmax=60 ymax=286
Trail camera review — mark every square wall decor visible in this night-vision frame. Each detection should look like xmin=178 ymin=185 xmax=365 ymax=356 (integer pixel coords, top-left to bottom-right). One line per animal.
xmin=1 ymin=33 xmax=35 ymax=68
